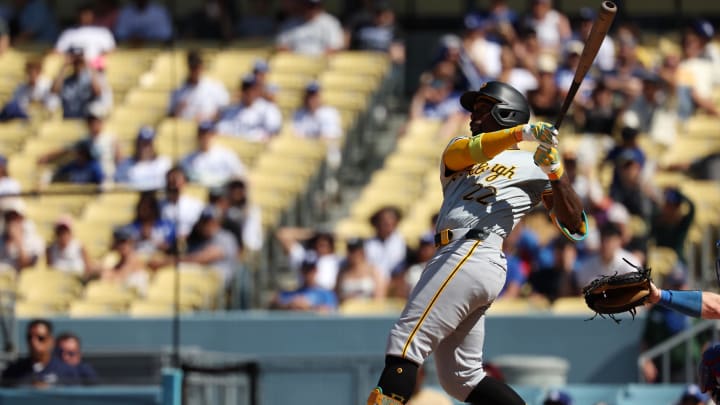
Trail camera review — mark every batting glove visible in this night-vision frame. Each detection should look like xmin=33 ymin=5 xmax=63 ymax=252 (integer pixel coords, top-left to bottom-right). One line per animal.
xmin=518 ymin=122 xmax=558 ymax=147
xmin=533 ymin=145 xmax=565 ymax=180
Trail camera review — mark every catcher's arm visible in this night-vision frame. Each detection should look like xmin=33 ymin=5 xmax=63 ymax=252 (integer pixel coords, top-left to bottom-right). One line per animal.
xmin=647 ymin=281 xmax=720 ymax=318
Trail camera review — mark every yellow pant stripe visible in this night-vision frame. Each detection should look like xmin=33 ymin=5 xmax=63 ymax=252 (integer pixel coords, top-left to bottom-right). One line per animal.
xmin=401 ymin=240 xmax=481 ymax=358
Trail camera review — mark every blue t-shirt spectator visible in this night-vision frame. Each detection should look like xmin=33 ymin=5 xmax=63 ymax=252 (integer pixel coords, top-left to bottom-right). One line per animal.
xmin=15 ymin=0 xmax=57 ymax=42
xmin=276 ymin=287 xmax=338 ymax=311
xmin=115 ymin=1 xmax=172 ymax=42
xmin=1 ymin=356 xmax=78 ymax=387
xmin=123 ymin=219 xmax=176 ymax=255
xmin=499 ymin=254 xmax=527 ymax=297
xmin=54 ymin=160 xmax=104 ymax=184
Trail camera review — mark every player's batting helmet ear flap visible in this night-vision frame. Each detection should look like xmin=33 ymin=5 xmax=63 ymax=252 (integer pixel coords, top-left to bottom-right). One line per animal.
xmin=460 ymin=81 xmax=531 ymax=128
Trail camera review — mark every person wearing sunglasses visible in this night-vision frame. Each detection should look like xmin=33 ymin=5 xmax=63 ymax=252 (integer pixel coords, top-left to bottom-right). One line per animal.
xmin=55 ymin=332 xmax=98 ymax=385
xmin=1 ymin=319 xmax=76 ymax=387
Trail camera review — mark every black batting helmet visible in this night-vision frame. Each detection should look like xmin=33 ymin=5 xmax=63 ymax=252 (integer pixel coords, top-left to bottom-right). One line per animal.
xmin=460 ymin=81 xmax=531 ymax=128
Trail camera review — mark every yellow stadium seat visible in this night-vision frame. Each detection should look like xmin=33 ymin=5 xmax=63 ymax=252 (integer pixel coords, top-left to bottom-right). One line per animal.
xmin=214 ymin=136 xmax=266 ymax=167
xmin=269 ymin=136 xmax=327 ymax=161
xmin=266 ymin=72 xmax=314 ymax=91
xmin=125 ymin=89 xmax=171 ymax=111
xmin=322 ymin=89 xmax=367 ymax=111
xmin=339 ymin=298 xmax=406 ymax=315
xmin=270 ymin=53 xmax=325 ymax=75
xmin=253 ymin=155 xmax=318 ymax=179
xmin=107 ymin=106 xmax=165 ymax=137
xmin=646 ymin=246 xmax=678 ymax=277
xmin=328 ymin=52 xmax=389 ymax=78
xmin=15 ymin=301 xmax=64 ymax=318
xmin=82 ymin=203 xmax=135 ymax=227
xmin=550 ymin=297 xmax=595 ymax=315
xmin=41 ymin=53 xmax=65 ymax=79
xmin=383 ymin=154 xmax=434 ymax=175
xmin=157 ymin=118 xmax=197 ymax=140
xmin=145 ymin=286 xmax=208 ymax=310
xmin=274 ymin=90 xmax=303 ymax=111
xmin=37 ymin=119 xmax=86 ymax=140
xmin=17 ymin=269 xmax=82 ymax=297
xmin=129 ymin=300 xmax=192 ymax=317
xmin=318 ymin=71 xmax=379 ymax=93
xmin=83 ymin=280 xmax=137 ymax=306
xmin=68 ymin=300 xmax=124 ymax=318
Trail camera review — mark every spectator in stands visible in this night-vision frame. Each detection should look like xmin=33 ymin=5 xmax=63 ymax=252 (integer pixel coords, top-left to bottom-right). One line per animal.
xmin=276 ymin=227 xmax=340 ymax=290
xmin=543 ymin=389 xmax=573 ymax=405
xmin=604 ymin=30 xmax=645 ymax=98
xmin=101 ymin=227 xmax=149 ymax=295
xmin=168 ymin=50 xmax=230 ymax=122
xmin=463 ymin=13 xmax=501 ymax=82
xmin=524 ymin=0 xmax=570 ymax=52
xmin=408 ymin=69 xmax=466 ymax=138
xmin=159 ymin=166 xmax=204 ymax=238
xmin=180 ymin=121 xmax=247 ymax=188
xmin=497 ymin=45 xmax=537 ymax=96
xmin=676 ymin=20 xmax=720 ymax=118
xmin=215 ymin=74 xmax=283 ymax=141
xmin=0 ymin=60 xmax=57 ymax=121
xmin=511 ymin=25 xmax=541 ymax=74
xmin=39 ymin=112 xmax=120 ymax=181
xmin=609 ymin=148 xmax=657 ymax=219
xmin=181 ymin=0 xmax=236 ymax=41
xmin=0 ymin=155 xmax=20 ymax=196
xmin=605 ymin=117 xmax=646 ymax=185
xmin=407 ymin=365 xmax=453 ymax=405
xmin=114 ymin=0 xmax=172 ymax=43
xmin=627 ymin=72 xmax=667 ymax=133
xmin=51 ymin=140 xmax=104 ymax=185
xmin=55 ymin=332 xmax=98 ymax=385
xmin=183 ymin=207 xmax=239 ymax=288
xmin=276 ymin=0 xmax=344 ymax=56
xmin=335 ymin=238 xmax=386 ymax=304
xmin=574 ymin=7 xmax=615 ymax=73
xmin=485 ymin=0 xmax=518 ymax=43
xmin=215 ymin=179 xmax=263 ymax=254
xmin=124 ymin=191 xmax=176 ymax=257
xmin=0 ymin=203 xmax=44 ymax=270
xmin=55 ymin=3 xmax=116 ymax=65
xmin=575 ymin=81 xmax=617 ymax=136
xmin=498 ymin=247 xmax=526 ymax=300
xmin=556 ymin=40 xmax=595 ymax=107
xmin=0 ymin=17 xmax=9 ymax=56
xmin=365 ymin=206 xmax=406 ymax=280
xmin=46 ymin=216 xmax=91 ymax=277
xmin=271 ymin=254 xmax=338 ymax=313
xmin=433 ymin=34 xmax=483 ymax=92
xmin=7 ymin=0 xmax=57 ymax=44
xmin=527 ymin=55 xmax=562 ymax=118
xmin=292 ymin=81 xmax=343 ymax=140
xmin=348 ymin=1 xmax=404 ymax=65
xmin=51 ymin=47 xmax=111 ymax=119
xmin=664 ymin=153 xmax=720 ymax=182
xmin=529 ymin=237 xmax=577 ymax=301
xmin=94 ymin=0 xmax=120 ymax=30
xmin=573 ymin=223 xmax=640 ymax=290
xmin=250 ymin=59 xmax=273 ymax=100
xmin=114 ymin=126 xmax=172 ymax=191
xmin=676 ymin=384 xmax=709 ymax=405
xmin=1 ymin=319 xmax=76 ymax=387
xmin=237 ymin=0 xmax=275 ymax=38
xmin=389 ymin=234 xmax=435 ymax=299
xmin=650 ymin=188 xmax=695 ymax=264
xmin=563 ymin=148 xmax=605 ymax=213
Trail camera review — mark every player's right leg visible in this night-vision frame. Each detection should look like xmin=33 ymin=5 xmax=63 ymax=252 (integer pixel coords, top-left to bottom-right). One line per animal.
xmin=367 ymin=239 xmax=502 ymax=404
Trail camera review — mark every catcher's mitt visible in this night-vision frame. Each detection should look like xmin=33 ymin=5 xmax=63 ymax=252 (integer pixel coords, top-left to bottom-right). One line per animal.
xmin=582 ymin=258 xmax=652 ymax=322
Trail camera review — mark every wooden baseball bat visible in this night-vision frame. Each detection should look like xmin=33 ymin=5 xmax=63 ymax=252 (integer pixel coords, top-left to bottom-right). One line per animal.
xmin=554 ymin=1 xmax=617 ymax=129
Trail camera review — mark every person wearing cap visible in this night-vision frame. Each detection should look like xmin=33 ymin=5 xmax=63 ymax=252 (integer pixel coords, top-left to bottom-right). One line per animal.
xmin=0 ymin=203 xmax=44 ymax=270
xmin=573 ymin=7 xmax=615 ymax=72
xmin=542 ymin=389 xmax=572 ymax=405
xmin=689 ymin=19 xmax=720 ymax=80
xmin=650 ymin=188 xmax=695 ymax=264
xmin=626 ymin=71 xmax=669 ymax=133
xmin=51 ymin=140 xmax=104 ymax=185
xmin=114 ymin=126 xmax=172 ymax=191
xmin=216 ymin=179 xmax=263 ymax=254
xmin=158 ymin=166 xmax=204 ymax=238
xmin=276 ymin=0 xmax=344 ymax=56
xmin=576 ymin=80 xmax=618 ymax=136
xmin=276 ymin=227 xmax=340 ymax=290
xmin=292 ymin=81 xmax=342 ymax=141
xmin=215 ymin=74 xmax=282 ymax=141
xmin=610 ymin=147 xmax=656 ymax=218
xmin=271 ymin=253 xmax=338 ymax=313
xmin=348 ymin=1 xmax=404 ymax=64
xmin=408 ymin=67 xmax=465 ymax=137
xmin=100 ymin=226 xmax=150 ymax=296
xmin=114 ymin=0 xmax=172 ymax=43
xmin=11 ymin=0 xmax=58 ymax=44
xmin=54 ymin=3 xmax=116 ymax=65
xmin=180 ymin=121 xmax=247 ymax=188
xmin=51 ymin=44 xmax=112 ymax=119
xmin=45 ymin=216 xmax=91 ymax=277
xmin=183 ymin=206 xmax=240 ymax=288
xmin=676 ymin=19 xmax=720 ymax=118
xmin=572 ymin=222 xmax=641 ymax=290
xmin=251 ymin=59 xmax=275 ymax=102
xmin=123 ymin=191 xmax=176 ymax=257
xmin=524 ymin=0 xmax=570 ymax=52
xmin=0 ymin=155 xmax=20 ymax=197
xmin=0 ymin=59 xmax=58 ymax=121
xmin=335 ymin=238 xmax=386 ymax=304
xmin=168 ymin=50 xmax=230 ymax=122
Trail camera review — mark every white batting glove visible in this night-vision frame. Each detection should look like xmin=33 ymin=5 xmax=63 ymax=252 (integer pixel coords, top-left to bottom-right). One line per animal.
xmin=519 ymin=122 xmax=559 ymax=148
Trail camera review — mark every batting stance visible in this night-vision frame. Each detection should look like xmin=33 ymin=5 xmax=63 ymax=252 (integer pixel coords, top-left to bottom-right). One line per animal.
xmin=367 ymin=81 xmax=588 ymax=405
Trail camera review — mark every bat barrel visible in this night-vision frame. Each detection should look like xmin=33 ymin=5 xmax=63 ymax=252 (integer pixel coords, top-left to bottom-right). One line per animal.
xmin=602 ymin=1 xmax=617 ymax=12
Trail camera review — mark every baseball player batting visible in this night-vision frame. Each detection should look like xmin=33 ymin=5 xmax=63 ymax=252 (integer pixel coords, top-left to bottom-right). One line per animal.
xmin=367 ymin=81 xmax=589 ymax=405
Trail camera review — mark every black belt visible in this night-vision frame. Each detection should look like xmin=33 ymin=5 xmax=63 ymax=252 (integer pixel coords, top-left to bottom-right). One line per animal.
xmin=434 ymin=228 xmax=490 ymax=248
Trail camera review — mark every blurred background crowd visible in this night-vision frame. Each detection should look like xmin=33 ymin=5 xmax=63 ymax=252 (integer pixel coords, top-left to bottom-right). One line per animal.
xmin=0 ymin=0 xmax=717 ymax=394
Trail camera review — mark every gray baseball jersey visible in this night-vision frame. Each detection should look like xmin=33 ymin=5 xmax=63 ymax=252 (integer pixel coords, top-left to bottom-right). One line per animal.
xmin=385 ymin=139 xmax=552 ymax=401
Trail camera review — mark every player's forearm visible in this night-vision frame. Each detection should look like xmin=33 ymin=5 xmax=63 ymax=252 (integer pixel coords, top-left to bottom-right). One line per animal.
xmin=549 ymin=175 xmax=584 ymax=233
xmin=702 ymin=292 xmax=720 ymax=319
xmin=443 ymin=126 xmax=524 ymax=171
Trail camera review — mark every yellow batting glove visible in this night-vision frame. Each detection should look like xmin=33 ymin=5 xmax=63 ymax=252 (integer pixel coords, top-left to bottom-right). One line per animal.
xmin=534 ymin=145 xmax=565 ymax=180
xmin=519 ymin=122 xmax=559 ymax=148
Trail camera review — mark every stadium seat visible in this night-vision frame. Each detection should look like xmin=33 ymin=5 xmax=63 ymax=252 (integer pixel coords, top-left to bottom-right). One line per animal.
xmin=157 ymin=118 xmax=197 ymax=141
xmin=82 ymin=202 xmax=136 ymax=227
xmin=15 ymin=300 xmax=64 ymax=318
xmin=322 ymin=89 xmax=368 ymax=112
xmin=68 ymin=300 xmax=124 ymax=318
xmin=339 ymin=297 xmax=406 ymax=315
xmin=327 ymin=52 xmax=389 ymax=78
xmin=124 ymin=89 xmax=171 ymax=112
xmin=83 ymin=280 xmax=137 ymax=306
xmin=37 ymin=119 xmax=87 ymax=141
xmin=214 ymin=136 xmax=266 ymax=167
xmin=129 ymin=300 xmax=181 ymax=317
xmin=646 ymin=246 xmax=678 ymax=277
xmin=266 ymin=72 xmax=314 ymax=91
xmin=318 ymin=71 xmax=379 ymax=94
xmin=17 ymin=268 xmax=82 ymax=298
xmin=333 ymin=218 xmax=375 ymax=241
xmin=269 ymin=53 xmax=325 ymax=76
xmin=108 ymin=106 xmax=166 ymax=137
xmin=550 ymin=297 xmax=595 ymax=316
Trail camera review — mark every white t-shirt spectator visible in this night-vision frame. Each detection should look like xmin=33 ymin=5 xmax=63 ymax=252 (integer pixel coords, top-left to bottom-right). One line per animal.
xmin=0 ymin=222 xmax=45 ymax=269
xmin=216 ymin=99 xmax=282 ymax=141
xmin=55 ymin=26 xmax=116 ymax=61
xmin=87 ymin=132 xmax=119 ymax=180
xmin=114 ymin=156 xmax=172 ymax=190
xmin=288 ymin=243 xmax=340 ymax=290
xmin=9 ymin=77 xmax=57 ymax=111
xmin=574 ymin=249 xmax=640 ymax=288
xmin=291 ymin=106 xmax=342 ymax=139
xmin=505 ymin=68 xmax=538 ymax=96
xmin=468 ymin=38 xmax=502 ymax=79
xmin=114 ymin=1 xmax=173 ymax=42
xmin=159 ymin=195 xmax=204 ymax=237
xmin=169 ymin=78 xmax=230 ymax=122
xmin=276 ymin=12 xmax=344 ymax=56
xmin=596 ymin=37 xmax=616 ymax=72
xmin=364 ymin=232 xmax=406 ymax=280
xmin=180 ymin=145 xmax=246 ymax=188
xmin=47 ymin=238 xmax=85 ymax=276
xmin=529 ymin=9 xmax=566 ymax=50
xmin=0 ymin=177 xmax=21 ymax=196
